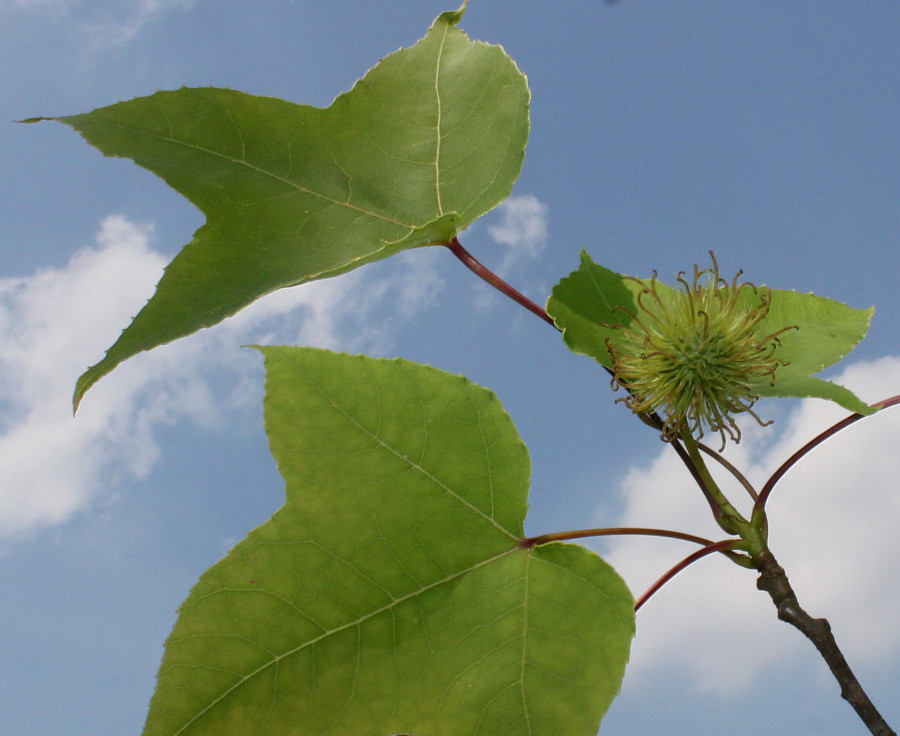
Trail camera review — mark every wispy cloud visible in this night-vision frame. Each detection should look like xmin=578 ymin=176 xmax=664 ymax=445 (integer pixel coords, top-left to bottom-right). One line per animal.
xmin=487 ymin=194 xmax=549 ymax=278
xmin=597 ymin=358 xmax=900 ymax=693
xmin=0 ymin=0 xmax=65 ymax=7
xmin=2 ymin=0 xmax=194 ymax=48
xmin=0 ymin=215 xmax=442 ymax=537
xmin=80 ymin=0 xmax=194 ymax=48
xmin=469 ymin=194 xmax=549 ymax=313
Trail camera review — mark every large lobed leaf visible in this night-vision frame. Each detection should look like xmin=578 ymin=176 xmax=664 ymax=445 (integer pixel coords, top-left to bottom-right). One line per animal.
xmin=26 ymin=8 xmax=529 ymax=409
xmin=547 ymin=250 xmax=876 ymax=415
xmin=143 ymin=348 xmax=635 ymax=736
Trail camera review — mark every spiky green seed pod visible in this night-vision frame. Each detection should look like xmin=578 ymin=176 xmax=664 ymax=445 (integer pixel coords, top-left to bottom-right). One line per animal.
xmin=606 ymin=255 xmax=796 ymax=448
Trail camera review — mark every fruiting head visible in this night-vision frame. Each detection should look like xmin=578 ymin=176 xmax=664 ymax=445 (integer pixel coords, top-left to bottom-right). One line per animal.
xmin=607 ymin=254 xmax=795 ymax=448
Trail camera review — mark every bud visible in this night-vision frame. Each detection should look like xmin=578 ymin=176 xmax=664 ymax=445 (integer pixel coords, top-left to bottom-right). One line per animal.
xmin=606 ymin=254 xmax=795 ymax=448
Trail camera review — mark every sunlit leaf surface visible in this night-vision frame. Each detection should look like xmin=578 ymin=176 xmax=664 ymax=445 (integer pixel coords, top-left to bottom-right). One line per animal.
xmin=28 ymin=9 xmax=529 ymax=408
xmin=142 ymin=348 xmax=635 ymax=736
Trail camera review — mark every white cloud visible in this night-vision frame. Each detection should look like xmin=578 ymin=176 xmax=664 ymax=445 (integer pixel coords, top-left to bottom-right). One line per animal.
xmin=1 ymin=0 xmax=194 ymax=47
xmin=0 ymin=0 xmax=64 ymax=7
xmin=118 ymin=0 xmax=194 ymax=44
xmin=77 ymin=0 xmax=194 ymax=48
xmin=597 ymin=357 xmax=900 ymax=694
xmin=0 ymin=216 xmax=165 ymax=534
xmin=468 ymin=194 xmax=549 ymax=314
xmin=487 ymin=194 xmax=549 ymax=278
xmin=0 ymin=215 xmax=442 ymax=537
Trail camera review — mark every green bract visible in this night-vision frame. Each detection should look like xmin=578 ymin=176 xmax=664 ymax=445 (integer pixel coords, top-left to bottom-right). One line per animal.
xmin=547 ymin=251 xmax=876 ymax=442
xmin=143 ymin=347 xmax=635 ymax=736
xmin=26 ymin=7 xmax=529 ymax=410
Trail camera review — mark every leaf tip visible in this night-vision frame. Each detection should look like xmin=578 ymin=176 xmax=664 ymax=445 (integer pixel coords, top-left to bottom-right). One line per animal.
xmin=72 ymin=356 xmax=119 ymax=414
xmin=16 ymin=116 xmax=54 ymax=125
xmin=72 ymin=383 xmax=87 ymax=416
xmin=246 ymin=344 xmax=270 ymax=360
xmin=439 ymin=0 xmax=468 ymax=25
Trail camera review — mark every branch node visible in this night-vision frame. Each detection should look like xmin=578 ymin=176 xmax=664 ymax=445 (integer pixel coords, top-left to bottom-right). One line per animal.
xmin=755 ymin=552 xmax=896 ymax=736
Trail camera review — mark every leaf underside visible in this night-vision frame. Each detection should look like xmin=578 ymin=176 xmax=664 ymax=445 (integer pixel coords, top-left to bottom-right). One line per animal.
xmin=547 ymin=250 xmax=875 ymax=415
xmin=143 ymin=348 xmax=635 ymax=736
xmin=28 ymin=10 xmax=529 ymax=409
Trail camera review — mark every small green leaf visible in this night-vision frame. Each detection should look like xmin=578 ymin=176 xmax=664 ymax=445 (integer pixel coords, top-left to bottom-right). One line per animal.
xmin=752 ymin=289 xmax=875 ymax=413
xmin=547 ymin=250 xmax=875 ymax=416
xmin=27 ymin=10 xmax=529 ymax=409
xmin=143 ymin=348 xmax=634 ymax=736
xmin=545 ymin=249 xmax=641 ymax=370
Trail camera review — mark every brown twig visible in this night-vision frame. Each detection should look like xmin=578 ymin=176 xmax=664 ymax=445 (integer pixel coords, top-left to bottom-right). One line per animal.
xmin=443 ymin=236 xmax=896 ymax=733
xmin=755 ymin=551 xmax=896 ymax=736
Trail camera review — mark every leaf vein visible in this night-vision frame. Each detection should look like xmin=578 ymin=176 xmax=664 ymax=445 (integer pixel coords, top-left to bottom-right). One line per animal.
xmin=74 ymin=118 xmax=417 ymax=229
xmin=170 ymin=547 xmax=520 ymax=735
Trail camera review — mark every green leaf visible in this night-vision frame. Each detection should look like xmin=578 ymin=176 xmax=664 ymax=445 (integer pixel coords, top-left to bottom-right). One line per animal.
xmin=547 ymin=250 xmax=875 ymax=415
xmin=545 ymin=249 xmax=641 ymax=371
xmin=752 ymin=289 xmax=875 ymax=413
xmin=27 ymin=9 xmax=529 ymax=409
xmin=143 ymin=348 xmax=634 ymax=736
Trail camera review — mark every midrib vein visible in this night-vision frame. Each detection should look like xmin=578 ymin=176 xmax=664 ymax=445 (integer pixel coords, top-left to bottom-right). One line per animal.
xmin=79 ymin=120 xmax=417 ymax=229
xmin=433 ymin=24 xmax=449 ymax=216
xmin=312 ymin=377 xmax=519 ymax=541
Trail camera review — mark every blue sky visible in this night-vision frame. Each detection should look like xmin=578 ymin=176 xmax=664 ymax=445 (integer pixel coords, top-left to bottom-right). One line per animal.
xmin=1 ymin=1 xmax=898 ymax=735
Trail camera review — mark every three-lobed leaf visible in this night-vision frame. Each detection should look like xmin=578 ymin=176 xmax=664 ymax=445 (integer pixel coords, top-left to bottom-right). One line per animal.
xmin=547 ymin=250 xmax=876 ymax=415
xmin=27 ymin=9 xmax=529 ymax=409
xmin=143 ymin=347 xmax=635 ymax=736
